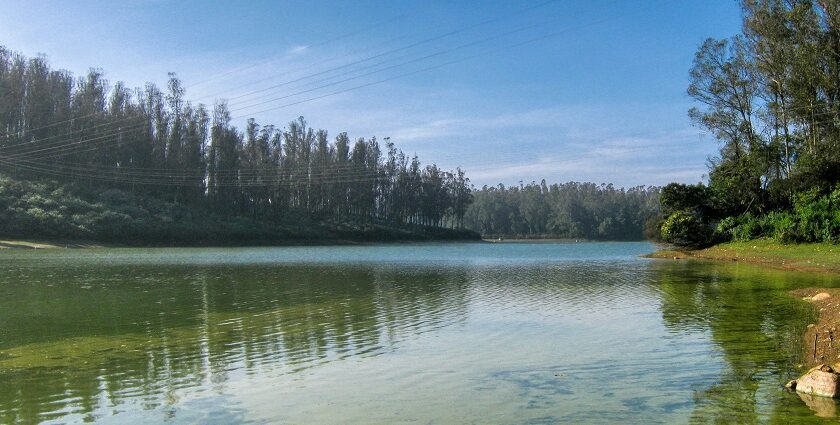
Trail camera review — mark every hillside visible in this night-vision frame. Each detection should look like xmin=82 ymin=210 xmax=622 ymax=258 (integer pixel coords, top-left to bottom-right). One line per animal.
xmin=0 ymin=174 xmax=479 ymax=246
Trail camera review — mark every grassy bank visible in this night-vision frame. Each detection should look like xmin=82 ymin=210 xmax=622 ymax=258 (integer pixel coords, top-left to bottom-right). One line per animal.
xmin=645 ymin=240 xmax=840 ymax=274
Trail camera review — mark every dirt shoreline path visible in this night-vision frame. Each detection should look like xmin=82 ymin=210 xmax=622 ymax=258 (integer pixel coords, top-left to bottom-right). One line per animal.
xmin=791 ymin=288 xmax=840 ymax=369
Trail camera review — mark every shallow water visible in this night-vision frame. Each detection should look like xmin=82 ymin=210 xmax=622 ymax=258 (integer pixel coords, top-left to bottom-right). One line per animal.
xmin=1 ymin=242 xmax=839 ymax=423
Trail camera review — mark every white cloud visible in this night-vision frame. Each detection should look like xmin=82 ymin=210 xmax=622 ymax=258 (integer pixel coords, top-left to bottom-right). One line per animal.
xmin=286 ymin=45 xmax=309 ymax=55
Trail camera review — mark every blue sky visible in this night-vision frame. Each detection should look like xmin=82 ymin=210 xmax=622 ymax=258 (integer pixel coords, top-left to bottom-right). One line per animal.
xmin=0 ymin=0 xmax=743 ymax=187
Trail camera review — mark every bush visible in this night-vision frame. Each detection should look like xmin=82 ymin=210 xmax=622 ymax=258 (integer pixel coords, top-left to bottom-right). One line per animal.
xmin=792 ymin=186 xmax=840 ymax=243
xmin=730 ymin=213 xmax=763 ymax=241
xmin=711 ymin=185 xmax=839 ymax=244
xmin=661 ymin=210 xmax=713 ymax=247
xmin=763 ymin=210 xmax=798 ymax=243
xmin=714 ymin=216 xmax=738 ymax=241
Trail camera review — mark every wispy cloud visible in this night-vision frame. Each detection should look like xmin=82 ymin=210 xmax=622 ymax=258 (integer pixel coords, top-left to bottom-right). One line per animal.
xmin=286 ymin=45 xmax=309 ymax=55
xmin=375 ymin=109 xmax=708 ymax=186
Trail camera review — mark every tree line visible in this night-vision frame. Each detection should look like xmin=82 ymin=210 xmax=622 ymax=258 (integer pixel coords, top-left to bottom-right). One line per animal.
xmin=0 ymin=46 xmax=473 ymax=230
xmin=464 ymin=181 xmax=661 ymax=240
xmin=661 ymin=0 xmax=840 ymax=246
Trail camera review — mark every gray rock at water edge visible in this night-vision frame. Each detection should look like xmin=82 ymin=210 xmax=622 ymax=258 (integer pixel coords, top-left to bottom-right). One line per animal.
xmin=796 ymin=365 xmax=840 ymax=398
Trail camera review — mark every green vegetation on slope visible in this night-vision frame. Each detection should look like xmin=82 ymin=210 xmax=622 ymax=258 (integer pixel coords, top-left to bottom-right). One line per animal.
xmin=658 ymin=2 xmax=840 ymax=247
xmin=0 ymin=174 xmax=478 ymax=245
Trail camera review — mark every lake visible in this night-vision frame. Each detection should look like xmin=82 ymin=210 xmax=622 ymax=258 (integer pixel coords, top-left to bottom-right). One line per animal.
xmin=1 ymin=242 xmax=839 ymax=424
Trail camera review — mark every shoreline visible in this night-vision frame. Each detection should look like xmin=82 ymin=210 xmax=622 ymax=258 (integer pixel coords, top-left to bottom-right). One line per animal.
xmin=643 ymin=240 xmax=840 ymax=274
xmin=0 ymin=237 xmax=486 ymax=250
xmin=790 ymin=288 xmax=840 ymax=369
xmin=482 ymin=238 xmax=592 ymax=243
xmin=647 ymin=240 xmax=840 ymax=388
xmin=0 ymin=239 xmax=105 ymax=249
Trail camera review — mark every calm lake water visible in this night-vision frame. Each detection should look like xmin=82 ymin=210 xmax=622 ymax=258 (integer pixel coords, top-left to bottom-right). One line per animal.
xmin=2 ymin=242 xmax=840 ymax=424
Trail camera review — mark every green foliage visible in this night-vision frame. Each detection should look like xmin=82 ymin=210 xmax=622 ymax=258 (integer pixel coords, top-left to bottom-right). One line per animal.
xmin=764 ymin=211 xmax=797 ymax=243
xmin=730 ymin=213 xmax=763 ymax=242
xmin=660 ymin=183 xmax=711 ymax=215
xmin=791 ymin=187 xmax=840 ymax=243
xmin=0 ymin=46 xmax=475 ymax=239
xmin=706 ymin=186 xmax=840 ymax=244
xmin=665 ymin=2 xmax=840 ymax=246
xmin=661 ymin=210 xmax=713 ymax=247
xmin=714 ymin=216 xmax=737 ymax=241
xmin=0 ymin=174 xmax=479 ymax=245
xmin=643 ymin=215 xmax=664 ymax=242
xmin=464 ymin=182 xmax=660 ymax=240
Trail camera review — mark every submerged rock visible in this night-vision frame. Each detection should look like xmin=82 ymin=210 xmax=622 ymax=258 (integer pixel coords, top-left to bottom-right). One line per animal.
xmin=796 ymin=364 xmax=840 ymax=398
xmin=798 ymin=391 xmax=839 ymax=418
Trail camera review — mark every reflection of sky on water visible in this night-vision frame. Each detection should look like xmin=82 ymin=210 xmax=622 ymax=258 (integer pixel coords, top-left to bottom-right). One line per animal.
xmin=2 ymin=242 xmax=840 ymax=423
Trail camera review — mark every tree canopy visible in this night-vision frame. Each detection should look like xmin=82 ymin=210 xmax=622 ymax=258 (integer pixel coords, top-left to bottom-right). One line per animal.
xmin=0 ymin=46 xmax=474 ymax=240
xmin=465 ymin=181 xmax=660 ymax=240
xmin=661 ymin=0 xmax=840 ymax=246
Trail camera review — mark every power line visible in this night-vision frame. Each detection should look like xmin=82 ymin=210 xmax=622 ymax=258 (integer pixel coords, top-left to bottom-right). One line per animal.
xmin=212 ymin=0 xmax=559 ymax=105
xmin=1 ymin=1 xmax=558 ymax=141
xmin=1 ymin=140 xmax=687 ymax=188
xmin=0 ymin=4 xmax=572 ymax=158
xmin=184 ymin=11 xmax=414 ymax=90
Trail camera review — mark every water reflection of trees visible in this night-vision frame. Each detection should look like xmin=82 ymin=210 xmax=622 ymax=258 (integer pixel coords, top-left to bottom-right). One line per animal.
xmin=652 ymin=260 xmax=840 ymax=423
xmin=0 ymin=264 xmax=469 ymax=424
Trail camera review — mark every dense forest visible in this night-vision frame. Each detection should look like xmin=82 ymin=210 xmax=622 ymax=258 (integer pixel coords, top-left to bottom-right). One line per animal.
xmin=464 ymin=181 xmax=660 ymax=240
xmin=0 ymin=44 xmax=669 ymax=245
xmin=660 ymin=0 xmax=840 ymax=246
xmin=0 ymin=46 xmax=477 ymax=244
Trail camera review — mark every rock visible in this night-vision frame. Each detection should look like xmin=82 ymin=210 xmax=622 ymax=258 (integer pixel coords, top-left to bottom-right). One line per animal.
xmin=813 ymin=292 xmax=832 ymax=301
xmin=796 ymin=364 xmax=840 ymax=398
xmin=786 ymin=380 xmax=798 ymax=390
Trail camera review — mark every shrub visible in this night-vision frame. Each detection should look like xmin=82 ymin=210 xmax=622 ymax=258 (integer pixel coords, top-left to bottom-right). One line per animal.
xmin=661 ymin=210 xmax=713 ymax=247
xmin=763 ymin=210 xmax=798 ymax=243
xmin=714 ymin=216 xmax=738 ymax=241
xmin=732 ymin=216 xmax=762 ymax=241
xmin=790 ymin=186 xmax=840 ymax=243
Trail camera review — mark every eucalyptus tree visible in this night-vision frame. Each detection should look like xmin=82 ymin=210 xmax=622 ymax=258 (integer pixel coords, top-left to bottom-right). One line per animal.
xmin=332 ymin=132 xmax=351 ymax=218
xmin=207 ymin=102 xmax=240 ymax=211
xmin=0 ymin=44 xmax=474 ymax=233
xmin=181 ymin=103 xmax=209 ymax=204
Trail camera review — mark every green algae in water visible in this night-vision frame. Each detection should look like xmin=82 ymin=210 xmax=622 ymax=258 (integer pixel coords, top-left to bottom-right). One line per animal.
xmin=0 ymin=242 xmax=839 ymax=424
